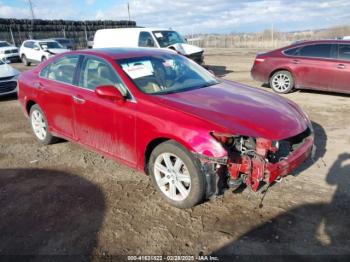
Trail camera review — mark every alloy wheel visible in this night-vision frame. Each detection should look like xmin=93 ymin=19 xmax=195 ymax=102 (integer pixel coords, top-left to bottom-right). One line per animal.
xmin=31 ymin=109 xmax=47 ymax=141
xmin=153 ymin=153 xmax=191 ymax=201
xmin=271 ymin=73 xmax=291 ymax=92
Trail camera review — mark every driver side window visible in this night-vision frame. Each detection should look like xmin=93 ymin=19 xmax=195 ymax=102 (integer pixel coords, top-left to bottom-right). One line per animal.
xmin=138 ymin=32 xmax=155 ymax=47
xmin=78 ymin=57 xmax=128 ymax=96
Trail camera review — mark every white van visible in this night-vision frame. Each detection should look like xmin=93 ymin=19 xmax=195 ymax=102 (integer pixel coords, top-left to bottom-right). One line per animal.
xmin=93 ymin=28 xmax=204 ymax=64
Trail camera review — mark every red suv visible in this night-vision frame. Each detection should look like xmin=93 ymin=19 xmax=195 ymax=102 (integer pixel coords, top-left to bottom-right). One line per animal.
xmin=251 ymin=40 xmax=350 ymax=94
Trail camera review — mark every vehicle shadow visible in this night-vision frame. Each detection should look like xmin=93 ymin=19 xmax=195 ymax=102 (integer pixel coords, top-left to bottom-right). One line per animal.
xmin=204 ymin=65 xmax=234 ymax=77
xmin=296 ymin=89 xmax=350 ymax=98
xmin=290 ymin=120 xmax=327 ymax=176
xmin=0 ymin=168 xmax=105 ymax=260
xmin=0 ymin=93 xmax=17 ymax=102
xmin=213 ymin=152 xmax=350 ymax=257
xmin=260 ymin=83 xmax=350 ymax=98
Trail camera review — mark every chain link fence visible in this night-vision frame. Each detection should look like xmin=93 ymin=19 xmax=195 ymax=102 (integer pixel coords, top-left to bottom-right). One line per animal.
xmin=187 ymin=26 xmax=350 ymax=49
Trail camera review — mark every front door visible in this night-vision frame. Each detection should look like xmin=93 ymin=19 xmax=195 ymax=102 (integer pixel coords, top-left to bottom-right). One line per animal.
xmin=73 ymin=56 xmax=137 ymax=164
xmin=333 ymin=43 xmax=350 ymax=94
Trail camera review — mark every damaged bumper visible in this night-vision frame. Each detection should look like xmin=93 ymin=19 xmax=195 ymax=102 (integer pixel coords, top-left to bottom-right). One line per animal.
xmin=195 ymin=127 xmax=314 ymax=196
xmin=266 ymin=136 xmax=313 ymax=183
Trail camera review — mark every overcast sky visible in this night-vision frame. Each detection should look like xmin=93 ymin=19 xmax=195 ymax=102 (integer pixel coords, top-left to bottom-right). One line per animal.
xmin=1 ymin=0 xmax=350 ymax=34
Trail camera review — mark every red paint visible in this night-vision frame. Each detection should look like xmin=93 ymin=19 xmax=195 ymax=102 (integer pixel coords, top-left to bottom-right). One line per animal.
xmin=251 ymin=40 xmax=350 ymax=94
xmin=18 ymin=48 xmax=313 ymax=188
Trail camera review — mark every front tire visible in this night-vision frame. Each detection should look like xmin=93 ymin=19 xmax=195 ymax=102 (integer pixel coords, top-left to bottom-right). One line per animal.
xmin=41 ymin=56 xmax=47 ymax=62
xmin=30 ymin=104 xmax=58 ymax=145
xmin=269 ymin=70 xmax=294 ymax=94
xmin=148 ymin=140 xmax=206 ymax=208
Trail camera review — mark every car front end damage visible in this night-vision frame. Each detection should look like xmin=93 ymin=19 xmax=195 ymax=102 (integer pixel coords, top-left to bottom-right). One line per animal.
xmin=195 ymin=126 xmax=314 ymax=198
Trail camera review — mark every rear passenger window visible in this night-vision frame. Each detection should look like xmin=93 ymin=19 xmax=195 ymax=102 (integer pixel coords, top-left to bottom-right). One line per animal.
xmin=78 ymin=57 xmax=128 ymax=95
xmin=284 ymin=47 xmax=300 ymax=56
xmin=41 ymin=55 xmax=79 ymax=84
xmin=299 ymin=44 xmax=332 ymax=58
xmin=338 ymin=44 xmax=350 ymax=60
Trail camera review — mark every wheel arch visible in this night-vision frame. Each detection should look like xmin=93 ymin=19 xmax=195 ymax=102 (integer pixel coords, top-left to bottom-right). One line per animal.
xmin=269 ymin=67 xmax=293 ymax=80
xmin=144 ymin=137 xmax=171 ymax=174
xmin=26 ymin=100 xmax=37 ymax=116
xmin=142 ymin=133 xmax=228 ymax=174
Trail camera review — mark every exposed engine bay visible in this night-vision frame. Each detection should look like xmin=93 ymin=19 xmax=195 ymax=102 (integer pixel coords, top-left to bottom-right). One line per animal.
xmin=196 ymin=127 xmax=313 ymax=198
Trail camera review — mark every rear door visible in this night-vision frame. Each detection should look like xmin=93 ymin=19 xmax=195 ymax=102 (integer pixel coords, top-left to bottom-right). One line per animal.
xmin=38 ymin=54 xmax=80 ymax=139
xmin=288 ymin=43 xmax=338 ymax=91
xmin=333 ymin=43 xmax=350 ymax=94
xmin=23 ymin=41 xmax=35 ymax=61
xmin=72 ymin=55 xmax=137 ymax=164
xmin=32 ymin=42 xmax=43 ymax=62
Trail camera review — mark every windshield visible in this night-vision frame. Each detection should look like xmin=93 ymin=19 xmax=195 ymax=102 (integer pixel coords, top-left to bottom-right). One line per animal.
xmin=152 ymin=31 xmax=186 ymax=47
xmin=0 ymin=42 xmax=11 ymax=48
xmin=39 ymin=41 xmax=63 ymax=49
xmin=56 ymin=39 xmax=70 ymax=44
xmin=117 ymin=53 xmax=219 ymax=95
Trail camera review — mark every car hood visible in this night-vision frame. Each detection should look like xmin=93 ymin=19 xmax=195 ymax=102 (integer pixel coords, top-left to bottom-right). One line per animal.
xmin=0 ymin=63 xmax=20 ymax=78
xmin=154 ymin=81 xmax=308 ymax=140
xmin=47 ymin=48 xmax=70 ymax=54
xmin=167 ymin=43 xmax=203 ymax=55
xmin=0 ymin=46 xmax=18 ymax=52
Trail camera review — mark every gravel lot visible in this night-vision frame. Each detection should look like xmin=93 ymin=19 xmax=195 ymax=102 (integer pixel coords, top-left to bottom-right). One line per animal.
xmin=0 ymin=48 xmax=349 ymax=258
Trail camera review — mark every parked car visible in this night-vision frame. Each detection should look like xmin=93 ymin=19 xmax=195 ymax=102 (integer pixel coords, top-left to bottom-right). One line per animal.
xmin=19 ymin=39 xmax=70 ymax=66
xmin=0 ymin=58 xmax=20 ymax=97
xmin=18 ymin=48 xmax=314 ymax=208
xmin=93 ymin=28 xmax=204 ymax=64
xmin=51 ymin=38 xmax=75 ymax=50
xmin=251 ymin=40 xmax=350 ymax=94
xmin=0 ymin=41 xmax=20 ymax=63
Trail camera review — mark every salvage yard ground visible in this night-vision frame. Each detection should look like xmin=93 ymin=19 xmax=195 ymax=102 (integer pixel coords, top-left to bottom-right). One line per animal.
xmin=0 ymin=48 xmax=349 ymax=257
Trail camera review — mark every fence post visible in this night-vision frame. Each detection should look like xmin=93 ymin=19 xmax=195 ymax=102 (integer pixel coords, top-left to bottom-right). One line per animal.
xmin=9 ymin=27 xmax=15 ymax=46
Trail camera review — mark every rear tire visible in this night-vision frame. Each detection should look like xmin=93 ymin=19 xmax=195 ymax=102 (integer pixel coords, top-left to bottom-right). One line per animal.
xmin=22 ymin=55 xmax=31 ymax=66
xmin=148 ymin=140 xmax=205 ymax=208
xmin=29 ymin=104 xmax=58 ymax=145
xmin=269 ymin=70 xmax=294 ymax=94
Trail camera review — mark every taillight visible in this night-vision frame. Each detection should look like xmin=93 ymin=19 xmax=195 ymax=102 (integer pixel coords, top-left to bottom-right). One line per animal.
xmin=255 ymin=57 xmax=265 ymax=63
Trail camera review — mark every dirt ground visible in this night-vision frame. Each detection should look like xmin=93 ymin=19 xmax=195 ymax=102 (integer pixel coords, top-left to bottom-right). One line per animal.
xmin=0 ymin=48 xmax=349 ymax=259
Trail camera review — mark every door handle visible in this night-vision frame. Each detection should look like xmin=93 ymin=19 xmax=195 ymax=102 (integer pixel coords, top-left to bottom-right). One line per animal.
xmin=337 ymin=64 xmax=346 ymax=69
xmin=291 ymin=59 xmax=300 ymax=64
xmin=72 ymin=95 xmax=85 ymax=104
xmin=33 ymin=81 xmax=43 ymax=90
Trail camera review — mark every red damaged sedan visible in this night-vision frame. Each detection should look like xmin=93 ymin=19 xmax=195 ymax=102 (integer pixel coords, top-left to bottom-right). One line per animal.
xmin=18 ymin=48 xmax=314 ymax=208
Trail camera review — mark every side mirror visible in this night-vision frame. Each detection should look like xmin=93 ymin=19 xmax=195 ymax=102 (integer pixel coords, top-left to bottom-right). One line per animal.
xmin=95 ymin=85 xmax=124 ymax=101
xmin=34 ymin=47 xmax=40 ymax=51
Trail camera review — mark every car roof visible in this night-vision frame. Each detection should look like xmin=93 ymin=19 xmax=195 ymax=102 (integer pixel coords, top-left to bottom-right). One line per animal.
xmin=98 ymin=27 xmax=173 ymax=32
xmin=70 ymin=47 xmax=177 ymax=60
xmin=52 ymin=38 xmax=71 ymax=40
xmin=24 ymin=39 xmax=57 ymax=43
xmin=291 ymin=39 xmax=350 ymax=46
